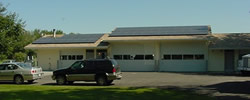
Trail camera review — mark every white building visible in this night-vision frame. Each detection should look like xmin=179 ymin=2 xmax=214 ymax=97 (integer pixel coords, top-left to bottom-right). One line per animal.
xmin=25 ymin=25 xmax=250 ymax=72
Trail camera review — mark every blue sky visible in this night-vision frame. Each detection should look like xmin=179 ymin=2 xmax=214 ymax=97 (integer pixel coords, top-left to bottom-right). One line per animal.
xmin=1 ymin=0 xmax=250 ymax=34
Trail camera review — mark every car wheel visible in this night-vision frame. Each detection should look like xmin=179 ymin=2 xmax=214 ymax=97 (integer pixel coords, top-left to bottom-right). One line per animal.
xmin=96 ymin=76 xmax=107 ymax=86
xmin=68 ymin=81 xmax=74 ymax=85
xmin=28 ymin=80 xmax=34 ymax=84
xmin=14 ymin=75 xmax=24 ymax=84
xmin=107 ymin=80 xmax=113 ymax=85
xmin=56 ymin=75 xmax=66 ymax=85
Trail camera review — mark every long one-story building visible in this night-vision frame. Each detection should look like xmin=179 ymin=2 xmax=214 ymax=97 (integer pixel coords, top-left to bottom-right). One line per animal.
xmin=25 ymin=25 xmax=250 ymax=72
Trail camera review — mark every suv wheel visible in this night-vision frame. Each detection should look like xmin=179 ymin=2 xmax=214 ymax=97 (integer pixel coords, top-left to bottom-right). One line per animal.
xmin=96 ymin=76 xmax=107 ymax=86
xmin=56 ymin=75 xmax=66 ymax=85
xmin=14 ymin=75 xmax=24 ymax=84
xmin=107 ymin=80 xmax=113 ymax=85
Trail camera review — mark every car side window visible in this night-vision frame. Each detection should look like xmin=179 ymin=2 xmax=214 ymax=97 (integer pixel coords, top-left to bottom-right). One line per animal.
xmin=0 ymin=65 xmax=5 ymax=70
xmin=71 ymin=61 xmax=84 ymax=69
xmin=7 ymin=64 xmax=18 ymax=70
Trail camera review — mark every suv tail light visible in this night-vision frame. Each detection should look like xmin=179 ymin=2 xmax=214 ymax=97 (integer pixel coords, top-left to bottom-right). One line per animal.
xmin=113 ymin=68 xmax=116 ymax=73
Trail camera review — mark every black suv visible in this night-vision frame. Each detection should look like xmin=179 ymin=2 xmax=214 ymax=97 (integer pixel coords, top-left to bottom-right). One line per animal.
xmin=52 ymin=59 xmax=121 ymax=86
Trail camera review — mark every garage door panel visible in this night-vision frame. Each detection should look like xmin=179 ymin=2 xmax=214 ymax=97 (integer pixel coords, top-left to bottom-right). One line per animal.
xmin=111 ymin=43 xmax=155 ymax=71
xmin=160 ymin=60 xmax=206 ymax=72
xmin=117 ymin=60 xmax=155 ymax=71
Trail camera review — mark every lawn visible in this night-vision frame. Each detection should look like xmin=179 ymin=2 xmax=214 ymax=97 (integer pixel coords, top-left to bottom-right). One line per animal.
xmin=0 ymin=85 xmax=215 ymax=100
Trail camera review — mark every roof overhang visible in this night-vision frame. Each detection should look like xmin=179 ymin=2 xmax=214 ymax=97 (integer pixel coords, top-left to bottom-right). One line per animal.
xmin=208 ymin=33 xmax=250 ymax=50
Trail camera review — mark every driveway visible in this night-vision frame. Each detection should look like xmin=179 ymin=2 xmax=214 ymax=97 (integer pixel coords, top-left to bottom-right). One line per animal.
xmin=34 ymin=72 xmax=250 ymax=100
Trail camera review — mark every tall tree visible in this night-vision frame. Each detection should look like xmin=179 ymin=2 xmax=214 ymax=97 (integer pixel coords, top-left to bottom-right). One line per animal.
xmin=0 ymin=3 xmax=26 ymax=59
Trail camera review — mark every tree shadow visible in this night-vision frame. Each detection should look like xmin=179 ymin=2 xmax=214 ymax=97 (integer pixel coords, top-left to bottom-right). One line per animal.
xmin=0 ymin=86 xmax=215 ymax=100
xmin=203 ymin=81 xmax=250 ymax=94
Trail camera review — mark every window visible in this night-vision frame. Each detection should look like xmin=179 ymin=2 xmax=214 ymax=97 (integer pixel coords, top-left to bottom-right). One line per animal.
xmin=71 ymin=55 xmax=76 ymax=60
xmin=77 ymin=55 xmax=83 ymax=60
xmin=145 ymin=55 xmax=154 ymax=60
xmin=195 ymin=55 xmax=204 ymax=60
xmin=123 ymin=55 xmax=131 ymax=60
xmin=61 ymin=55 xmax=67 ymax=60
xmin=17 ymin=63 xmax=32 ymax=69
xmin=7 ymin=64 xmax=18 ymax=70
xmin=0 ymin=65 xmax=5 ymax=70
xmin=163 ymin=55 xmax=171 ymax=60
xmin=68 ymin=55 xmax=72 ymax=60
xmin=71 ymin=61 xmax=84 ymax=69
xmin=172 ymin=55 xmax=182 ymax=60
xmin=183 ymin=55 xmax=194 ymax=60
xmin=114 ymin=55 xmax=122 ymax=60
xmin=134 ymin=55 xmax=144 ymax=60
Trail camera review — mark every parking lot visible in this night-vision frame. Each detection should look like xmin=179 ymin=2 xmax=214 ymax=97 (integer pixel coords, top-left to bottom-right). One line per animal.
xmin=36 ymin=72 xmax=249 ymax=87
xmin=1 ymin=72 xmax=250 ymax=100
xmin=32 ymin=72 xmax=250 ymax=100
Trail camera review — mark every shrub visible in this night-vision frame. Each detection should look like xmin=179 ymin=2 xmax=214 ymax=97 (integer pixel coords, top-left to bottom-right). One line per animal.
xmin=14 ymin=52 xmax=26 ymax=62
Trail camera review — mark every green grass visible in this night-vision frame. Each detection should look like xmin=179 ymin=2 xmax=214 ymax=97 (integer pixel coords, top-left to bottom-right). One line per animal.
xmin=0 ymin=85 xmax=215 ymax=100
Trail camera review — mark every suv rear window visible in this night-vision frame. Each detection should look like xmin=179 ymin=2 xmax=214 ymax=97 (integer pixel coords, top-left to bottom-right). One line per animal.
xmin=110 ymin=59 xmax=118 ymax=66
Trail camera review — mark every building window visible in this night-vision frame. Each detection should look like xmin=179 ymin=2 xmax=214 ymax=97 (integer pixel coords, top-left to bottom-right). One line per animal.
xmin=77 ymin=55 xmax=83 ymax=60
xmin=123 ymin=55 xmax=131 ymax=60
xmin=60 ymin=55 xmax=67 ymax=60
xmin=183 ymin=55 xmax=194 ymax=60
xmin=195 ymin=55 xmax=204 ymax=60
xmin=134 ymin=55 xmax=144 ymax=60
xmin=71 ymin=55 xmax=76 ymax=60
xmin=114 ymin=55 xmax=122 ymax=60
xmin=163 ymin=55 xmax=171 ymax=60
xmin=145 ymin=55 xmax=154 ymax=60
xmin=172 ymin=55 xmax=182 ymax=60
xmin=68 ymin=55 xmax=72 ymax=60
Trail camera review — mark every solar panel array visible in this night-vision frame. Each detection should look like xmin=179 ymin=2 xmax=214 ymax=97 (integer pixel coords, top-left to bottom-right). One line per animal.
xmin=32 ymin=34 xmax=104 ymax=44
xmin=110 ymin=26 xmax=210 ymax=37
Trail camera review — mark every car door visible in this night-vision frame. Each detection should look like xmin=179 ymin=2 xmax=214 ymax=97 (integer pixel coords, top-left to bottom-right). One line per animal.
xmin=81 ymin=61 xmax=96 ymax=81
xmin=0 ymin=64 xmax=7 ymax=81
xmin=67 ymin=61 xmax=84 ymax=81
xmin=4 ymin=64 xmax=18 ymax=80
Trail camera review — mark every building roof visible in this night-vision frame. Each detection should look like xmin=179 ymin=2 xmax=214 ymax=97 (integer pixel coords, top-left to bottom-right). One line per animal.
xmin=104 ymin=35 xmax=209 ymax=41
xmin=109 ymin=25 xmax=211 ymax=37
xmin=25 ymin=34 xmax=109 ymax=49
xmin=32 ymin=34 xmax=104 ymax=44
xmin=209 ymin=33 xmax=250 ymax=49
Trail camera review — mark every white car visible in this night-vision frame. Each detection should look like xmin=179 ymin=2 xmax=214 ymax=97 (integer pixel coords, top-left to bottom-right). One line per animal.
xmin=0 ymin=62 xmax=43 ymax=84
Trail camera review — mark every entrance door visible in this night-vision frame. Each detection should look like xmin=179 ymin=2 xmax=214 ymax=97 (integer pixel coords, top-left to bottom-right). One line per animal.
xmin=96 ymin=49 xmax=107 ymax=59
xmin=86 ymin=50 xmax=94 ymax=59
xmin=224 ymin=50 xmax=235 ymax=73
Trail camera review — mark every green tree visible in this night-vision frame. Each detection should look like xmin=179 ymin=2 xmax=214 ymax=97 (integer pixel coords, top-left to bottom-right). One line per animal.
xmin=0 ymin=3 xmax=26 ymax=59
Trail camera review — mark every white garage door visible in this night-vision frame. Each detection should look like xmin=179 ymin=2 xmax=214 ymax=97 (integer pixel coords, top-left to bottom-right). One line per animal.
xmin=111 ymin=42 xmax=155 ymax=71
xmin=58 ymin=49 xmax=84 ymax=69
xmin=159 ymin=41 xmax=207 ymax=72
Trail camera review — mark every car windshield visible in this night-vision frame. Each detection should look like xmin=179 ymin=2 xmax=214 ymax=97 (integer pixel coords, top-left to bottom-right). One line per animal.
xmin=17 ymin=63 xmax=32 ymax=69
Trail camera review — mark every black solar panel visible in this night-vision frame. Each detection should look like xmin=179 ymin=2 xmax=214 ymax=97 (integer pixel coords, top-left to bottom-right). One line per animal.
xmin=32 ymin=34 xmax=104 ymax=44
xmin=110 ymin=26 xmax=210 ymax=37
